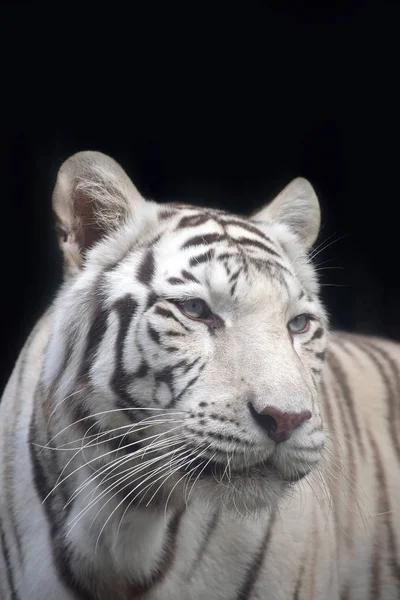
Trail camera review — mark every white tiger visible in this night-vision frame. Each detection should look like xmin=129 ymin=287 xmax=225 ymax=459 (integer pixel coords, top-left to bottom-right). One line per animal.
xmin=0 ymin=151 xmax=399 ymax=599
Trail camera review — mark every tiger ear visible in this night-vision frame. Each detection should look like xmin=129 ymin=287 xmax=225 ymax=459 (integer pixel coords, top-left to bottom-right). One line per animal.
xmin=52 ymin=151 xmax=145 ymax=275
xmin=251 ymin=178 xmax=320 ymax=250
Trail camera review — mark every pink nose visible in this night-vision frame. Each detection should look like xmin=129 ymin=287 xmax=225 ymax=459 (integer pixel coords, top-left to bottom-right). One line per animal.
xmin=249 ymin=403 xmax=312 ymax=443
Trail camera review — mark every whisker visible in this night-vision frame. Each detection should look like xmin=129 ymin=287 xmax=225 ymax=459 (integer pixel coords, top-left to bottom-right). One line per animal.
xmin=70 ymin=429 xmax=187 ymax=498
xmin=309 ymin=234 xmax=348 ymax=262
xmin=44 ymin=423 xmax=187 ymax=504
xmin=164 ymin=444 xmax=212 ymax=518
xmin=40 ymin=407 xmax=188 ymax=450
xmin=91 ymin=448 xmax=193 ymax=552
xmin=185 ymin=451 xmax=217 ymax=508
xmin=65 ymin=434 xmax=187 ymax=508
xmin=116 ymin=448 xmax=194 ymax=538
xmin=67 ymin=445 xmax=190 ymax=535
xmin=39 ymin=417 xmax=186 ymax=452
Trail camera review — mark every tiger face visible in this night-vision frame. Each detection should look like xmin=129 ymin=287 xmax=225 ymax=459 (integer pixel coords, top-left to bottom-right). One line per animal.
xmin=45 ymin=152 xmax=328 ymax=516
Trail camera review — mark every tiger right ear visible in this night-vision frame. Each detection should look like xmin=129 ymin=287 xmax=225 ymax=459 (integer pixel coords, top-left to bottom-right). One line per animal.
xmin=52 ymin=151 xmax=145 ymax=276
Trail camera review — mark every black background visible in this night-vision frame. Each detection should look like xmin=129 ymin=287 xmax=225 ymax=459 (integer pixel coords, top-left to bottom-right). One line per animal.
xmin=1 ymin=2 xmax=399 ymax=392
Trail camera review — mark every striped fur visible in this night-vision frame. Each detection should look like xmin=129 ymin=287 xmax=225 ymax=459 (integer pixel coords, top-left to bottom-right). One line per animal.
xmin=0 ymin=151 xmax=399 ymax=599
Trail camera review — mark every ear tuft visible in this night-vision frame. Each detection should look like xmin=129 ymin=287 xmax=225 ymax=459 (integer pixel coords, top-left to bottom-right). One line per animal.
xmin=251 ymin=177 xmax=320 ymax=249
xmin=52 ymin=151 xmax=144 ymax=276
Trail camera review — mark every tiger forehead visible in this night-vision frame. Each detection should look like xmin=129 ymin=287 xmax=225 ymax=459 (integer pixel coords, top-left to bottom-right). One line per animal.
xmin=158 ymin=206 xmax=283 ymax=256
xmin=151 ymin=207 xmax=299 ymax=300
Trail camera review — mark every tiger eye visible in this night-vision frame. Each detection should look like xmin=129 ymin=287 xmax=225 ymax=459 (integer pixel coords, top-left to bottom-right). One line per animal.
xmin=288 ymin=314 xmax=310 ymax=334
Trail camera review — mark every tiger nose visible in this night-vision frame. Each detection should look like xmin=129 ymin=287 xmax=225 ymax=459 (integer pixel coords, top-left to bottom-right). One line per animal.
xmin=248 ymin=403 xmax=312 ymax=443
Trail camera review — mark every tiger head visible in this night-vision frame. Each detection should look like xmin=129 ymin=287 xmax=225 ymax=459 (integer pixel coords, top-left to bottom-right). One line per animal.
xmin=43 ymin=151 xmax=328 ymax=516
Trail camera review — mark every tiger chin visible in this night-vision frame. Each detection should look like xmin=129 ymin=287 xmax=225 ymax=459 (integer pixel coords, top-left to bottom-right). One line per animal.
xmin=1 ymin=150 xmax=399 ymax=600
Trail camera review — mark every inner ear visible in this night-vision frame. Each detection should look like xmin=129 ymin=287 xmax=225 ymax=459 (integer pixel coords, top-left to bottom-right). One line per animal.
xmin=52 ymin=151 xmax=146 ymax=275
xmin=73 ymin=189 xmax=104 ymax=249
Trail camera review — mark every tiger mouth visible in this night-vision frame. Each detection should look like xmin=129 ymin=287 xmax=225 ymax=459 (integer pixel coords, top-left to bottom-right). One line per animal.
xmin=185 ymin=455 xmax=308 ymax=483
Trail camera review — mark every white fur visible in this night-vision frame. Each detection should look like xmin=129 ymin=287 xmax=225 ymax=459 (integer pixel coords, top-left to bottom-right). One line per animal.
xmin=1 ymin=152 xmax=399 ymax=599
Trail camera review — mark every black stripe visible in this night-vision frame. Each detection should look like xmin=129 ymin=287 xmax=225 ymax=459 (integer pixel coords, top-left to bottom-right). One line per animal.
xmin=154 ymin=358 xmax=193 ymax=400
xmin=338 ymin=340 xmax=363 ymax=368
xmin=370 ymin=551 xmax=381 ymax=600
xmin=154 ymin=306 xmax=190 ymax=331
xmin=217 ymin=252 xmax=237 ymax=262
xmin=235 ymin=236 xmax=281 ymax=258
xmin=328 ymin=348 xmax=365 ymax=456
xmin=237 ymin=512 xmax=276 ymax=599
xmin=105 ymin=234 xmax=160 ymax=276
xmin=321 ymin=373 xmax=357 ymax=552
xmin=189 ymin=249 xmax=215 ymax=267
xmin=113 ymin=295 xmax=139 ymax=347
xmin=79 ymin=301 xmax=109 ymax=377
xmin=221 ymin=219 xmax=277 ymax=247
xmin=168 ymin=277 xmax=185 ymax=285
xmin=249 ymin=256 xmax=293 ymax=278
xmin=188 ymin=510 xmax=219 ymax=580
xmin=145 ymin=291 xmax=158 ymax=311
xmin=147 ymin=323 xmax=161 ymax=344
xmin=4 ymin=334 xmax=38 ymax=567
xmin=307 ymin=327 xmax=324 ymax=343
xmin=176 ymin=213 xmax=210 ymax=229
xmin=165 ymin=330 xmax=185 ymax=337
xmin=229 ymin=270 xmax=241 ymax=284
xmin=293 ymin=562 xmax=305 ymax=600
xmin=0 ymin=518 xmax=19 ymax=599
xmin=71 ymin=397 xmax=142 ymax=458
xmin=168 ymin=363 xmax=206 ymax=408
xmin=137 ymin=248 xmax=155 ymax=285
xmin=158 ymin=208 xmax=177 ymax=220
xmin=368 ymin=428 xmax=400 ymax=587
xmin=46 ymin=321 xmax=78 ymax=402
xmin=110 ymin=295 xmax=140 ymax=409
xmin=128 ymin=509 xmax=184 ymax=596
xmin=2 ymin=461 xmax=24 ymax=570
xmin=223 ymin=262 xmax=231 ymax=275
xmin=29 ymin=416 xmax=93 ymax=599
xmin=155 ymin=306 xmax=177 ymax=320
xmin=182 ymin=233 xmax=225 ymax=249
xmin=182 ymin=357 xmax=200 ymax=374
xmin=187 ymin=428 xmax=251 ymax=447
xmin=358 ymin=340 xmax=400 ymax=464
xmin=181 ymin=269 xmax=200 ymax=283
xmin=31 ymin=406 xmax=155 ymax=599
xmin=340 ymin=586 xmax=350 ymax=600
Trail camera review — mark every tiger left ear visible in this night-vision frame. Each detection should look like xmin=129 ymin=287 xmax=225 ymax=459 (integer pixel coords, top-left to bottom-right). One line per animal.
xmin=251 ymin=178 xmax=320 ymax=250
xmin=52 ymin=151 xmax=146 ymax=276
